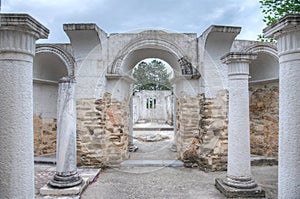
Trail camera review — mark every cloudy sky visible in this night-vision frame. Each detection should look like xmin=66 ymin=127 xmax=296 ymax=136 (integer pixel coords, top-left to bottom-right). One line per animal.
xmin=2 ymin=0 xmax=266 ymax=43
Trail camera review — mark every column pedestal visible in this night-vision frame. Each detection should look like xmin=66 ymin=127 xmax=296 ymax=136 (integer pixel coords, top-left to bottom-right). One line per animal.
xmin=215 ymin=52 xmax=265 ymax=198
xmin=215 ymin=177 xmax=264 ymax=198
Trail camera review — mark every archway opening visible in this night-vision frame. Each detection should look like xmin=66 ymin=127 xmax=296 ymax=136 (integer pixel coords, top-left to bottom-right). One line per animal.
xmin=249 ymin=51 xmax=279 ymax=158
xmin=130 ymin=58 xmax=177 ymax=160
xmin=33 ymin=52 xmax=69 ymax=160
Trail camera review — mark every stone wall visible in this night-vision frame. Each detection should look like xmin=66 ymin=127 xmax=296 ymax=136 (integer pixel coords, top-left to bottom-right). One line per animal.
xmin=34 ymin=115 xmax=57 ymax=156
xmin=249 ymin=82 xmax=279 ymax=157
xmin=199 ymin=90 xmax=228 ymax=171
xmin=176 ymin=94 xmax=202 ymax=158
xmin=76 ymin=93 xmax=129 ymax=167
xmin=176 ymin=90 xmax=228 ymax=171
xmin=133 ymin=90 xmax=173 ymax=124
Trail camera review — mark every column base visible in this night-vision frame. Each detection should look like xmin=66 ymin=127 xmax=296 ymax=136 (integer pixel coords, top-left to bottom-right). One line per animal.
xmin=215 ymin=177 xmax=265 ymax=198
xmin=48 ymin=171 xmax=83 ymax=188
xmin=40 ymin=177 xmax=88 ymax=196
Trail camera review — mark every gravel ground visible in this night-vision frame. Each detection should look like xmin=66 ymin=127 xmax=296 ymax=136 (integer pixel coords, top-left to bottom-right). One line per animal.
xmin=81 ymin=166 xmax=278 ymax=199
xmin=130 ymin=130 xmax=177 ymax=160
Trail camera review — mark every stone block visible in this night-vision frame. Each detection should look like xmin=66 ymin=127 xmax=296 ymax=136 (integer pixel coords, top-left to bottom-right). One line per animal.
xmin=215 ymin=178 xmax=265 ymax=198
xmin=40 ymin=177 xmax=89 ymax=196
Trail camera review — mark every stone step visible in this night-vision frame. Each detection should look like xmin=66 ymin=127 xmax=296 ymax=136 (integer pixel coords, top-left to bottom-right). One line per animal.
xmin=120 ymin=160 xmax=183 ymax=167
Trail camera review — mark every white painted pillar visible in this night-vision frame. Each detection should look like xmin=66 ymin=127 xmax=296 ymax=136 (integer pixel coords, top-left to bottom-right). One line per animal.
xmin=0 ymin=14 xmax=48 ymax=198
xmin=215 ymin=52 xmax=265 ymax=198
xmin=264 ymin=14 xmax=300 ymax=199
xmin=49 ymin=77 xmax=82 ymax=188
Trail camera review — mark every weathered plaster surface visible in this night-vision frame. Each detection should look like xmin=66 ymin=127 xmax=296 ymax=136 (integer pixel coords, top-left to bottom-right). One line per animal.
xmin=264 ymin=14 xmax=300 ymax=198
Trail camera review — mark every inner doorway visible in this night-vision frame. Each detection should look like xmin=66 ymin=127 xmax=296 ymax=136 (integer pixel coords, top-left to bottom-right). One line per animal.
xmin=129 ymin=58 xmax=177 ymax=160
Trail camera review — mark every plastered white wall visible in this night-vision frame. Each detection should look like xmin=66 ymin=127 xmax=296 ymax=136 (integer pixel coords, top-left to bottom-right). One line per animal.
xmin=33 ymin=82 xmax=58 ymax=119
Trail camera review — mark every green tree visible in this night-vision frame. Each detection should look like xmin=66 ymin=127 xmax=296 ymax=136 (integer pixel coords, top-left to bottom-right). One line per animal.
xmin=133 ymin=59 xmax=172 ymax=92
xmin=259 ymin=0 xmax=300 ymax=26
xmin=258 ymin=0 xmax=300 ymax=42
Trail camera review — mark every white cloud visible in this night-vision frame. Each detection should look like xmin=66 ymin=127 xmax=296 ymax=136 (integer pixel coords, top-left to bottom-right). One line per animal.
xmin=2 ymin=0 xmax=266 ymax=43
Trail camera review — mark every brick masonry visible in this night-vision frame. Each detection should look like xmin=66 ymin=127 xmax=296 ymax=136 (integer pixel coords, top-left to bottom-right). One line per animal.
xmin=76 ymin=93 xmax=129 ymax=167
xmin=249 ymin=82 xmax=279 ymax=157
xmin=34 ymin=115 xmax=57 ymax=156
xmin=177 ymin=90 xmax=229 ymax=171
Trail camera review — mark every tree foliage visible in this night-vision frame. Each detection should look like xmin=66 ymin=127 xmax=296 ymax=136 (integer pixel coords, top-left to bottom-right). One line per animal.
xmin=259 ymin=0 xmax=300 ymax=25
xmin=132 ymin=59 xmax=172 ymax=92
xmin=258 ymin=0 xmax=300 ymax=42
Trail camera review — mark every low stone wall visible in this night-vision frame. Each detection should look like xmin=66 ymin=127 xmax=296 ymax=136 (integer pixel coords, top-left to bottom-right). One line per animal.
xmin=77 ymin=93 xmax=129 ymax=167
xmin=176 ymin=94 xmax=203 ymax=158
xmin=34 ymin=115 xmax=57 ymax=156
xmin=249 ymin=82 xmax=279 ymax=157
xmin=176 ymin=90 xmax=228 ymax=171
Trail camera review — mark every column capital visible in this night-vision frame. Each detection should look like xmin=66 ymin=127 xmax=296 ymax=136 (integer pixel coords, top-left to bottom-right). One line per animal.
xmin=0 ymin=13 xmax=49 ymax=39
xmin=221 ymin=52 xmax=257 ymax=65
xmin=263 ymin=14 xmax=300 ymax=39
xmin=0 ymin=14 xmax=49 ymax=56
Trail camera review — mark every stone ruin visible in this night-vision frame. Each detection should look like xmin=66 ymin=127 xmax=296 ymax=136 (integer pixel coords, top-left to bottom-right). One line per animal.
xmin=30 ymin=24 xmax=279 ymax=171
xmin=2 ymin=13 xmax=300 ymax=199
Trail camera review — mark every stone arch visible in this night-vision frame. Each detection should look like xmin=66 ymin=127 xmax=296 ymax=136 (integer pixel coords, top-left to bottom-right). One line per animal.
xmin=244 ymin=43 xmax=278 ymax=59
xmin=110 ymin=38 xmax=185 ymax=74
xmin=246 ymin=43 xmax=279 ymax=158
xmin=245 ymin=43 xmax=279 ymax=83
xmin=33 ymin=44 xmax=75 ymax=157
xmin=36 ymin=44 xmax=75 ymax=76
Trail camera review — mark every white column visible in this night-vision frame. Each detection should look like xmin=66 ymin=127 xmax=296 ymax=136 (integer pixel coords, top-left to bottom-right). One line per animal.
xmin=49 ymin=77 xmax=82 ymax=188
xmin=0 ymin=14 xmax=48 ymax=198
xmin=264 ymin=14 xmax=300 ymax=198
xmin=215 ymin=52 xmax=265 ymax=198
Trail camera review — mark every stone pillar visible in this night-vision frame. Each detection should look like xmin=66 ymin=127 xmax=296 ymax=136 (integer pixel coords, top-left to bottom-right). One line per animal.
xmin=129 ymin=95 xmax=134 ymax=145
xmin=171 ymin=95 xmax=177 ymax=152
xmin=215 ymin=52 xmax=265 ymax=198
xmin=49 ymin=77 xmax=82 ymax=188
xmin=263 ymin=14 xmax=300 ymax=198
xmin=0 ymin=14 xmax=48 ymax=198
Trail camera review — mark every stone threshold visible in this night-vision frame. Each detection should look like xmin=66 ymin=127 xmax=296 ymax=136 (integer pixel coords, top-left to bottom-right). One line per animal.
xmin=120 ymin=160 xmax=183 ymax=167
xmin=35 ymin=156 xmax=56 ymax=164
xmin=34 ymin=155 xmax=277 ymax=166
xmin=133 ymin=127 xmax=174 ymax=131
xmin=251 ymin=155 xmax=278 ymax=166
